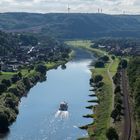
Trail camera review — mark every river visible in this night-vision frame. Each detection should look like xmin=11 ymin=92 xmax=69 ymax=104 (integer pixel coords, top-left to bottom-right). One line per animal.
xmin=1 ymin=49 xmax=97 ymax=140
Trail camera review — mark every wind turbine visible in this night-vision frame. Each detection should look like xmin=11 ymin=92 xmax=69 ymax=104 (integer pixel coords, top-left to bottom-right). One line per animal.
xmin=68 ymin=4 xmax=70 ymax=13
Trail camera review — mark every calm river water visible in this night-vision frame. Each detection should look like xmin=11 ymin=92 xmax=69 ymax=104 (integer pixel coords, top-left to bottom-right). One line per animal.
xmin=2 ymin=49 xmax=96 ymax=140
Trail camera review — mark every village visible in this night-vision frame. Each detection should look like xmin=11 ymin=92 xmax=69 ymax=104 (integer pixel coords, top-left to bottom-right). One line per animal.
xmin=94 ymin=40 xmax=140 ymax=56
xmin=0 ymin=44 xmax=70 ymax=72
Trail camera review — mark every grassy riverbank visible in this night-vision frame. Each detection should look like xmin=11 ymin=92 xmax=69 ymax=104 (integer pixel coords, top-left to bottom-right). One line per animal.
xmin=66 ymin=40 xmax=119 ymax=140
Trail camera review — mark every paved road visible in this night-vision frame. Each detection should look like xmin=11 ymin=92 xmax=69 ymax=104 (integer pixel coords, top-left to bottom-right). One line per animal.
xmin=121 ymin=69 xmax=131 ymax=140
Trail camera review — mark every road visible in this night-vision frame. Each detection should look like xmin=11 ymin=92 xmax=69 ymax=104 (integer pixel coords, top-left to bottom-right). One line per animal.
xmin=121 ymin=69 xmax=131 ymax=140
xmin=107 ymin=58 xmax=115 ymax=126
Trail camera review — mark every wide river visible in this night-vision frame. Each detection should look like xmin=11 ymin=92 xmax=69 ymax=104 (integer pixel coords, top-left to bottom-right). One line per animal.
xmin=2 ymin=49 xmax=96 ymax=140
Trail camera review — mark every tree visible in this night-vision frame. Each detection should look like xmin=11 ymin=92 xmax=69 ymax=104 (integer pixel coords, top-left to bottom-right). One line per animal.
xmin=17 ymin=72 xmax=22 ymax=79
xmin=120 ymin=59 xmax=127 ymax=69
xmin=111 ymin=109 xmax=119 ymax=121
xmin=114 ymin=86 xmax=121 ymax=94
xmin=90 ymin=78 xmax=94 ymax=85
xmin=106 ymin=127 xmax=118 ymax=140
xmin=22 ymin=77 xmax=31 ymax=90
xmin=94 ymin=75 xmax=103 ymax=83
xmin=0 ymin=84 xmax=7 ymax=94
xmin=61 ymin=64 xmax=66 ymax=70
xmin=35 ymin=64 xmax=47 ymax=74
xmin=100 ymin=55 xmax=109 ymax=62
xmin=0 ymin=111 xmax=9 ymax=131
xmin=11 ymin=74 xmax=20 ymax=83
xmin=1 ymin=79 xmax=11 ymax=87
xmin=111 ymin=56 xmax=115 ymax=60
xmin=96 ymin=81 xmax=104 ymax=88
xmin=94 ymin=61 xmax=105 ymax=68
xmin=5 ymin=93 xmax=18 ymax=109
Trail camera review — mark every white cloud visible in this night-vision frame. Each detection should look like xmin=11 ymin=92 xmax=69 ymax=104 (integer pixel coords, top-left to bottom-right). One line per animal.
xmin=0 ymin=0 xmax=139 ymax=14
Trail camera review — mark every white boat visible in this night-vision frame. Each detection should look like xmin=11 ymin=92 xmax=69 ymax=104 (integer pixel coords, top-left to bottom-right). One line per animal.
xmin=59 ymin=101 xmax=68 ymax=111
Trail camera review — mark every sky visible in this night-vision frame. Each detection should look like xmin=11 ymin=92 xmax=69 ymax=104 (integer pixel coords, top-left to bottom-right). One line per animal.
xmin=0 ymin=0 xmax=140 ymax=14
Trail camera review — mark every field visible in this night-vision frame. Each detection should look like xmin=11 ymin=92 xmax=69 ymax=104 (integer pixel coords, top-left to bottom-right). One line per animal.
xmin=109 ymin=57 xmax=120 ymax=77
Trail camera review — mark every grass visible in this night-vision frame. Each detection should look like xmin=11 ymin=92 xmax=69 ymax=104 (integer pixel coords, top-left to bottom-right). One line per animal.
xmin=0 ymin=72 xmax=15 ymax=83
xmin=109 ymin=57 xmax=120 ymax=77
xmin=66 ymin=40 xmax=120 ymax=140
xmin=0 ymin=60 xmax=66 ymax=84
xmin=89 ymin=64 xmax=113 ymax=140
xmin=66 ymin=40 xmax=92 ymax=48
xmin=65 ymin=40 xmax=105 ymax=57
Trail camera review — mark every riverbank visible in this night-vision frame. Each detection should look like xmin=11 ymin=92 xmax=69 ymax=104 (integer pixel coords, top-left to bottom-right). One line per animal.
xmin=66 ymin=40 xmax=119 ymax=140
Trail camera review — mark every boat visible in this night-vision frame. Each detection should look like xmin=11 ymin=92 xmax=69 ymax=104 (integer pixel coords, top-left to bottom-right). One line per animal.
xmin=59 ymin=101 xmax=68 ymax=111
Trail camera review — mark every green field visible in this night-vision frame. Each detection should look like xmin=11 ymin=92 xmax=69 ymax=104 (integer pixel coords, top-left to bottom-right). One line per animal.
xmin=0 ymin=72 xmax=15 ymax=82
xmin=109 ymin=57 xmax=120 ymax=77
xmin=66 ymin=40 xmax=105 ymax=57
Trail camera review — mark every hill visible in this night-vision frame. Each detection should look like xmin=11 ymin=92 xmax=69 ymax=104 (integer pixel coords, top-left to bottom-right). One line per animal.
xmin=0 ymin=13 xmax=140 ymax=39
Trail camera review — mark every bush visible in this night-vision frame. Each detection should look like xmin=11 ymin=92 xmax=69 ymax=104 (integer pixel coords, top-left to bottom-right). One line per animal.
xmin=0 ymin=108 xmax=9 ymax=130
xmin=96 ymin=81 xmax=104 ymax=88
xmin=100 ymin=55 xmax=109 ymax=62
xmin=94 ymin=75 xmax=103 ymax=83
xmin=0 ymin=83 xmax=7 ymax=94
xmin=4 ymin=93 xmax=18 ymax=109
xmin=120 ymin=59 xmax=128 ymax=69
xmin=111 ymin=109 xmax=119 ymax=121
xmin=22 ymin=77 xmax=31 ymax=90
xmin=89 ymin=78 xmax=94 ymax=85
xmin=114 ymin=86 xmax=121 ymax=94
xmin=35 ymin=64 xmax=47 ymax=74
xmin=17 ymin=72 xmax=22 ymax=79
xmin=8 ymin=88 xmax=20 ymax=97
xmin=106 ymin=127 xmax=118 ymax=140
xmin=111 ymin=56 xmax=115 ymax=60
xmin=1 ymin=79 xmax=11 ymax=87
xmin=11 ymin=74 xmax=20 ymax=83
xmin=94 ymin=61 xmax=105 ymax=68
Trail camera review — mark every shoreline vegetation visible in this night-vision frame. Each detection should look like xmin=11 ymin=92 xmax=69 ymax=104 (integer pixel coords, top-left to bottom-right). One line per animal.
xmin=0 ymin=50 xmax=73 ymax=134
xmin=66 ymin=40 xmax=119 ymax=140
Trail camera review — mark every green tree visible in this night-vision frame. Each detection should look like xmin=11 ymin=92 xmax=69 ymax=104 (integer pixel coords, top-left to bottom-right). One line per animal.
xmin=94 ymin=61 xmax=105 ymax=68
xmin=11 ymin=74 xmax=20 ymax=83
xmin=100 ymin=55 xmax=109 ymax=62
xmin=1 ymin=79 xmax=11 ymax=87
xmin=0 ymin=84 xmax=7 ymax=94
xmin=94 ymin=75 xmax=103 ymax=83
xmin=35 ymin=64 xmax=47 ymax=74
xmin=0 ymin=111 xmax=9 ymax=131
xmin=17 ymin=72 xmax=22 ymax=79
xmin=120 ymin=59 xmax=127 ymax=69
xmin=106 ymin=127 xmax=118 ymax=140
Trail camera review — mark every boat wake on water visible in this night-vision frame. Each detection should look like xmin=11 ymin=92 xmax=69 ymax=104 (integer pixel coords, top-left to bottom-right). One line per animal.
xmin=55 ymin=101 xmax=69 ymax=119
xmin=55 ymin=110 xmax=69 ymax=119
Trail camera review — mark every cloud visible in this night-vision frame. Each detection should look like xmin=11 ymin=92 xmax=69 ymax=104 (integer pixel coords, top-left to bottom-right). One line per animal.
xmin=0 ymin=0 xmax=139 ymax=14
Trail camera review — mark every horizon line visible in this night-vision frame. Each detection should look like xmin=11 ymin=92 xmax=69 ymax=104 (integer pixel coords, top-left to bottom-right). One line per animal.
xmin=0 ymin=12 xmax=140 ymax=16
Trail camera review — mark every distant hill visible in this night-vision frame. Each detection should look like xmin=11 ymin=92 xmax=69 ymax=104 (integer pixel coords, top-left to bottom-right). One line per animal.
xmin=0 ymin=13 xmax=140 ymax=39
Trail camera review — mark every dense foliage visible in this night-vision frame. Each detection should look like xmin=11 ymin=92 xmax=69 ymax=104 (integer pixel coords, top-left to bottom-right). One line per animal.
xmin=0 ymin=13 xmax=140 ymax=39
xmin=128 ymin=56 xmax=140 ymax=139
xmin=106 ymin=127 xmax=119 ymax=140
xmin=0 ymin=31 xmax=19 ymax=56
xmin=0 ymin=31 xmax=38 ymax=56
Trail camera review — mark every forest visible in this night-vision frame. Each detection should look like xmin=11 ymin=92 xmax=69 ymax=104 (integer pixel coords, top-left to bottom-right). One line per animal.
xmin=0 ymin=13 xmax=140 ymax=39
xmin=128 ymin=57 xmax=140 ymax=139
